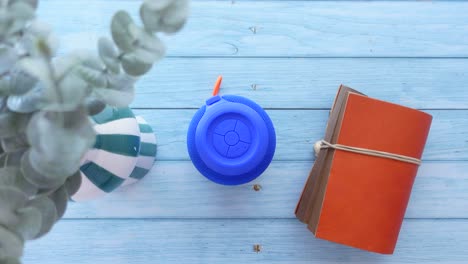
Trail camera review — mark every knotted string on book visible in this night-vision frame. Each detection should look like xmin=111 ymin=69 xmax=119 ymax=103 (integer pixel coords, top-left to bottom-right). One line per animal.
xmin=315 ymin=140 xmax=422 ymax=166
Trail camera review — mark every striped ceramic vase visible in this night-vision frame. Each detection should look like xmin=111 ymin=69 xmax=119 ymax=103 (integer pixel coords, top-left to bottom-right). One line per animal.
xmin=71 ymin=106 xmax=157 ymax=202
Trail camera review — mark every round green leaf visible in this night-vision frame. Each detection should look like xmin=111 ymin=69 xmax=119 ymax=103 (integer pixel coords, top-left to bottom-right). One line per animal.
xmin=111 ymin=10 xmax=135 ymax=52
xmin=80 ymin=54 xmax=105 ymax=71
xmin=7 ymin=83 xmax=44 ymax=113
xmin=25 ymin=111 xmax=95 ymax=178
xmin=94 ymin=74 xmax=135 ymax=106
xmin=0 ymin=210 xmax=18 ymax=229
xmin=0 ymin=111 xmax=30 ymax=138
xmin=64 ymin=170 xmax=82 ymax=197
xmin=53 ymin=77 xmax=90 ymax=110
xmin=9 ymin=69 xmax=38 ymax=95
xmin=25 ymin=20 xmax=51 ymax=38
xmin=85 ymin=98 xmax=106 ymax=116
xmin=0 ymin=48 xmax=18 ymax=76
xmin=0 ymin=79 xmax=11 ymax=97
xmin=98 ymin=37 xmax=120 ymax=74
xmin=0 ymin=167 xmax=19 ymax=186
xmin=0 ymin=186 xmax=27 ymax=227
xmin=52 ymin=54 xmax=81 ymax=82
xmin=17 ymin=58 xmax=53 ymax=89
xmin=21 ymin=150 xmax=66 ymax=189
xmin=0 ymin=226 xmax=23 ymax=260
xmin=48 ymin=186 xmax=68 ymax=220
xmin=0 ymin=186 xmax=27 ymax=211
xmin=128 ymin=24 xmax=165 ymax=63
xmin=43 ymin=56 xmax=90 ymax=111
xmin=26 ymin=196 xmax=57 ymax=239
xmin=0 ymin=10 xmax=10 ymax=35
xmin=140 ymin=3 xmax=163 ymax=32
xmin=0 ymin=112 xmax=17 ymax=137
xmin=14 ymin=206 xmax=42 ymax=240
xmin=21 ymin=21 xmax=58 ymax=58
xmin=77 ymin=65 xmax=107 ymax=88
xmin=158 ymin=0 xmax=189 ymax=33
xmin=121 ymin=52 xmax=153 ymax=76
xmin=0 ymin=134 xmax=28 ymax=152
xmin=9 ymin=2 xmax=35 ymax=19
xmin=0 ymin=256 xmax=22 ymax=264
xmin=117 ymin=23 xmax=165 ymax=76
xmin=6 ymin=2 xmax=35 ymax=35
xmin=0 ymin=148 xmax=25 ymax=166
xmin=16 ymin=170 xmax=38 ymax=197
xmin=141 ymin=0 xmax=188 ymax=33
xmin=0 ymin=167 xmax=37 ymax=197
xmin=78 ymin=56 xmax=107 ymax=87
xmin=107 ymin=73 xmax=136 ymax=89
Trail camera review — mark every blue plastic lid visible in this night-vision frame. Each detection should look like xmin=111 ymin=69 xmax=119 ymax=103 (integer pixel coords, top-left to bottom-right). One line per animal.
xmin=187 ymin=85 xmax=276 ymax=185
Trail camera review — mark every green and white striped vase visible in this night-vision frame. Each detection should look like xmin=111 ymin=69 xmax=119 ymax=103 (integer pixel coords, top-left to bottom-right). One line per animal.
xmin=71 ymin=106 xmax=157 ymax=202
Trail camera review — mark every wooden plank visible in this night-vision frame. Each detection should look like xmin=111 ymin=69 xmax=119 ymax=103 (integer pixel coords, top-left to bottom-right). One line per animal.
xmin=63 ymin=161 xmax=468 ymax=219
xmin=24 ymin=219 xmax=468 ymax=264
xmin=134 ymin=109 xmax=468 ymax=161
xmin=39 ymin=1 xmax=468 ymax=57
xmin=131 ymin=58 xmax=468 ymax=109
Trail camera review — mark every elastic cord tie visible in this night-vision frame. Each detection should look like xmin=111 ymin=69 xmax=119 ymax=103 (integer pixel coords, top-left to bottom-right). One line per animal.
xmin=314 ymin=140 xmax=421 ymax=166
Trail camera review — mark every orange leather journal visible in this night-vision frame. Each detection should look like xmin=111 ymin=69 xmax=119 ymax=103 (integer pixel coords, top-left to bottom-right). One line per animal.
xmin=295 ymin=85 xmax=432 ymax=254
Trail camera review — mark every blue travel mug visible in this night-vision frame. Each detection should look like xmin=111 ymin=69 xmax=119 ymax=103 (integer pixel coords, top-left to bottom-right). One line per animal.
xmin=187 ymin=76 xmax=276 ymax=185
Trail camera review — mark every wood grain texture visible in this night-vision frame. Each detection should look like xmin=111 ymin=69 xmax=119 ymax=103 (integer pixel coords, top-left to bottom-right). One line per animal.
xmin=26 ymin=1 xmax=468 ymax=263
xmin=134 ymin=109 xmax=468 ymax=161
xmin=39 ymin=1 xmax=468 ymax=57
xmin=24 ymin=219 xmax=468 ymax=264
xmin=63 ymin=161 xmax=468 ymax=219
xmin=131 ymin=58 xmax=468 ymax=109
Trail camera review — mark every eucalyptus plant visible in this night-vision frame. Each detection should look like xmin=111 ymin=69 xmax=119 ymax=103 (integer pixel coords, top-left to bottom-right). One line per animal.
xmin=0 ymin=0 xmax=189 ymax=262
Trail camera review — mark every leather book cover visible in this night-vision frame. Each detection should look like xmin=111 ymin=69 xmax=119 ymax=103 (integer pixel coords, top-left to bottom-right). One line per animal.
xmin=296 ymin=85 xmax=433 ymax=254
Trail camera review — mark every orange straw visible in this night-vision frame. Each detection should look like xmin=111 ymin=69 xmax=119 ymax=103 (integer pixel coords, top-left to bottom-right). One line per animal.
xmin=212 ymin=75 xmax=223 ymax=96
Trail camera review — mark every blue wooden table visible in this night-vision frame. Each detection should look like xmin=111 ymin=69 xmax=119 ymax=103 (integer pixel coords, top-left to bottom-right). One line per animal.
xmin=25 ymin=1 xmax=468 ymax=263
